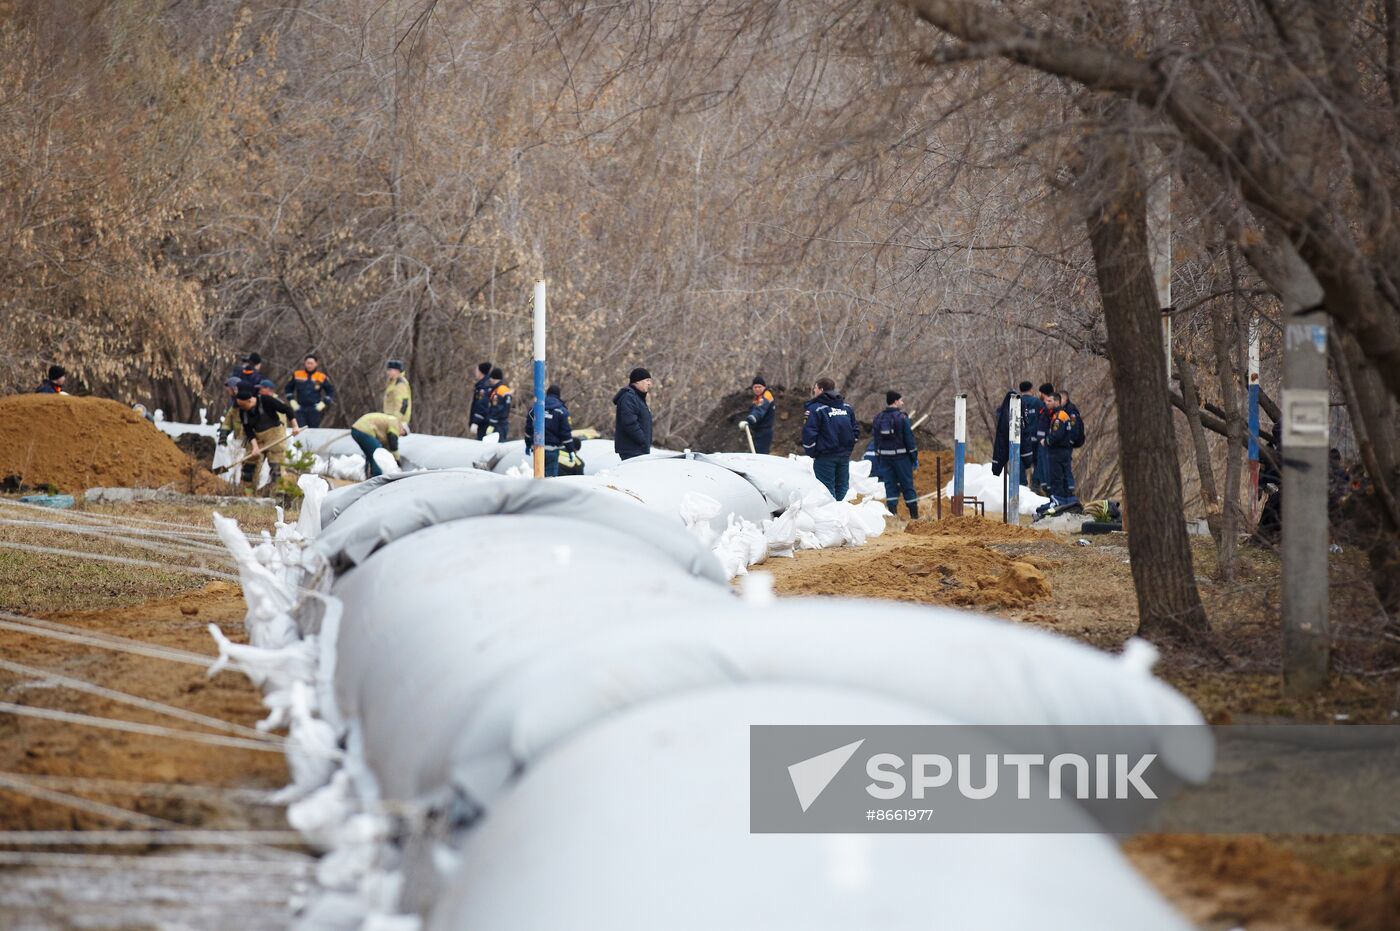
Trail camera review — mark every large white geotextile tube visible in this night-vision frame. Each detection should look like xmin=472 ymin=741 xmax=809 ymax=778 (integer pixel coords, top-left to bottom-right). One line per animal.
xmin=428 ymin=686 xmax=1191 ymax=931
xmin=297 ymin=475 xmax=1203 ymax=927
xmin=211 ymin=473 xmax=1207 ymax=928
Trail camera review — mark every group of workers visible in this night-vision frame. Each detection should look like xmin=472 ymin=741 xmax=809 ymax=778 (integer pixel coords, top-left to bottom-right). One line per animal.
xmin=992 ymin=381 xmax=1086 ymax=518
xmin=31 ymin=355 xmax=1079 ymax=523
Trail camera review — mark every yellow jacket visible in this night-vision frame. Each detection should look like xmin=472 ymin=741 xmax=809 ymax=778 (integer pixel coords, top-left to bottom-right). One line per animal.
xmin=384 ymin=376 xmax=412 ymax=425
xmin=353 ymin=412 xmax=406 ymax=451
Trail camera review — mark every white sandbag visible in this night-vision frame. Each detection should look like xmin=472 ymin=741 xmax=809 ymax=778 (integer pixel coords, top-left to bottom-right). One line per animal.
xmin=428 ymin=686 xmax=1190 ymax=931
xmin=558 ymin=458 xmax=771 ymax=534
xmin=943 ymin=461 xmax=1049 ymax=516
xmin=328 ymin=514 xmax=733 ymax=801
xmin=294 ymin=428 xmax=362 ymax=458
xmin=696 ymin=453 xmax=835 ymax=509
xmin=397 ymin=435 xmax=492 ymax=471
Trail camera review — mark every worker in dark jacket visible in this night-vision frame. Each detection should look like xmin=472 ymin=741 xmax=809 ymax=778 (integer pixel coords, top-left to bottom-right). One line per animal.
xmin=1036 ymin=393 xmax=1082 ymax=517
xmin=992 ymin=381 xmax=1043 ymax=486
xmin=801 ymin=377 xmax=859 ymax=500
xmin=1032 ymin=382 xmax=1055 ymax=494
xmin=742 ymin=375 xmax=777 ymax=454
xmin=613 ymin=367 xmax=654 ymax=460
xmin=483 ymin=368 xmax=512 ymax=439
xmin=872 ymin=391 xmax=919 ymax=518
xmin=35 ymin=365 xmax=67 ymax=394
xmin=524 ymin=385 xmax=576 ymax=477
xmin=284 ymin=354 xmax=336 ymax=428
xmin=469 ymin=362 xmax=492 ymax=438
xmin=232 ymin=353 xmax=264 ymax=391
xmin=233 ymin=386 xmax=298 ymax=487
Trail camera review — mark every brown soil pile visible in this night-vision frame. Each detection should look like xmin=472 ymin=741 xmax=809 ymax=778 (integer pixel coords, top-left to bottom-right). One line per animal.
xmin=905 ymin=514 xmax=1055 ymax=542
xmin=0 ymin=394 xmax=219 ymax=492
xmin=767 ymin=538 xmax=1052 ymax=610
xmin=0 ymin=581 xmax=288 ymax=831
xmin=1126 ymin=834 xmax=1400 ymax=931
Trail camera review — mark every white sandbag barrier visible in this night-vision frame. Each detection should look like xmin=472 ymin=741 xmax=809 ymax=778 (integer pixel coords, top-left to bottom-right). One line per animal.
xmin=943 ymin=461 xmax=1050 ymax=516
xmin=204 ymin=472 xmax=1208 ymax=930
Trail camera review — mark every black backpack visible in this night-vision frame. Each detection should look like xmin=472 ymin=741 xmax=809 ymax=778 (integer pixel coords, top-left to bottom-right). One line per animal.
xmin=1068 ymin=406 xmax=1087 ymax=448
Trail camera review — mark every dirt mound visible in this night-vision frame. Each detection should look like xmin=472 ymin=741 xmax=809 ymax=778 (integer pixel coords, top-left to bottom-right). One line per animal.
xmin=767 ymin=539 xmax=1051 ymax=610
xmin=0 ymin=394 xmax=218 ymax=492
xmin=906 ymin=514 xmax=1055 ymax=542
xmin=1126 ymin=834 xmax=1400 ymax=931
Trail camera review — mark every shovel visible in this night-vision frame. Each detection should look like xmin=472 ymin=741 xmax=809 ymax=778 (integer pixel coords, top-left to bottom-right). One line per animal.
xmin=738 ymin=421 xmax=756 ymax=454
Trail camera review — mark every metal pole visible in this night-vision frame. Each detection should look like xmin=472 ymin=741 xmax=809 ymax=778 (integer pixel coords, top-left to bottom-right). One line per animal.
xmin=952 ymin=394 xmax=967 ymax=517
xmin=1008 ymin=395 xmax=1021 ymax=526
xmin=1248 ymin=317 xmax=1261 ymax=520
xmin=1281 ymin=310 xmax=1329 ymax=694
xmin=936 ymin=457 xmax=942 ymax=520
xmin=532 ymin=280 xmax=547 ymax=479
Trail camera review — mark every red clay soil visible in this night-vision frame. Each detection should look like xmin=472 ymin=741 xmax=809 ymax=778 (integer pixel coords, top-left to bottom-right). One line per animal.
xmin=0 ymin=394 xmax=216 ymax=492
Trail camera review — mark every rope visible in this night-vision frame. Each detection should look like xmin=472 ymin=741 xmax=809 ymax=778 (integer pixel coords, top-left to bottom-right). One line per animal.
xmin=0 ymin=517 xmax=235 ymax=554
xmin=0 ymin=773 xmax=177 ymax=828
xmin=0 ymin=830 xmax=307 ymax=847
xmin=0 ymin=497 xmax=251 ymax=537
xmin=0 ymin=657 xmax=276 ymax=742
xmin=0 ymin=702 xmax=297 ymax=755
xmin=0 ymin=539 xmax=240 ymax=582
xmin=0 ymin=851 xmax=315 ymax=873
xmin=0 ymin=772 xmax=283 ymax=804
xmin=0 ymin=613 xmax=219 ymax=667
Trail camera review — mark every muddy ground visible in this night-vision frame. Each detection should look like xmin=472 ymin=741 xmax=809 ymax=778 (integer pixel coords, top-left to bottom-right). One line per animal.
xmin=0 ymin=497 xmax=299 ymax=928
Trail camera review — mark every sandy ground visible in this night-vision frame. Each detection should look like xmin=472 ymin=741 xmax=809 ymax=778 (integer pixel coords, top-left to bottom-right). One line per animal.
xmin=760 ymin=513 xmax=1400 ymax=931
xmin=0 ymin=498 xmax=301 ymax=929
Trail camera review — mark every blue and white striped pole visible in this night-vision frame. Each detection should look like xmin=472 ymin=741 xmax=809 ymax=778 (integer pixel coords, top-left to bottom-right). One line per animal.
xmin=1247 ymin=317 xmax=1260 ymax=512
xmin=532 ymin=279 xmax=547 ymax=480
xmin=1008 ymin=394 xmax=1021 ymax=524
xmin=953 ymin=393 xmax=967 ymax=516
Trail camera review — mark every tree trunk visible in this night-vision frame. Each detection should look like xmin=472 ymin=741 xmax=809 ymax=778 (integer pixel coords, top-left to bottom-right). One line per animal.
xmin=1210 ymin=308 xmax=1244 ymax=582
xmin=1174 ymin=351 xmax=1221 ymax=540
xmin=1083 ymin=133 xmax=1211 ymax=643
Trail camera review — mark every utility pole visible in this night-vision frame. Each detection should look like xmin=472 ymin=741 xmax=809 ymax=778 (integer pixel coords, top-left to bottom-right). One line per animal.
xmin=1247 ymin=317 xmax=1261 ymax=519
xmin=952 ymin=394 xmax=967 ymax=516
xmin=532 ymin=280 xmax=547 ymax=479
xmin=1007 ymin=395 xmax=1021 ymax=524
xmin=1281 ymin=305 xmax=1329 ymax=694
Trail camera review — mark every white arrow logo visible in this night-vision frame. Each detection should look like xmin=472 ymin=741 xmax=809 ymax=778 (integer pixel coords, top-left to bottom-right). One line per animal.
xmin=788 ymin=739 xmax=865 ymax=812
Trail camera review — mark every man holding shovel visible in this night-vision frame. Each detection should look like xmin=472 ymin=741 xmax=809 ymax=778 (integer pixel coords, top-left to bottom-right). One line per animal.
xmin=233 ymin=386 xmax=299 ymax=488
xmin=740 ymin=375 xmax=776 ymax=454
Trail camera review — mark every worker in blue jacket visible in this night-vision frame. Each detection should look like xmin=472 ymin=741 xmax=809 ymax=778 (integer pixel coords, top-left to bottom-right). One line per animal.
xmin=1036 ymin=392 xmax=1083 ymax=517
xmin=469 ymin=362 xmax=492 ymax=438
xmin=872 ymin=391 xmax=919 ymax=518
xmin=613 ymin=367 xmax=654 ymax=460
xmin=483 ymin=368 xmax=512 ymax=440
xmin=524 ymin=385 xmax=576 ymax=477
xmin=742 ymin=375 xmax=777 ymax=454
xmin=801 ymin=376 xmax=859 ymax=500
xmin=284 ymin=354 xmax=336 ymax=428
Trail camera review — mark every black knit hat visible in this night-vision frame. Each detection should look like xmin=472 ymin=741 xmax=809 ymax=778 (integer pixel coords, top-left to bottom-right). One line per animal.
xmin=477 ymin=362 xmax=492 ymax=376
xmin=47 ymin=365 xmax=65 ymax=381
xmin=1039 ymin=382 xmax=1054 ymax=395
xmin=245 ymin=352 xmax=262 ymax=365
xmin=629 ymin=367 xmax=651 ymax=384
xmin=751 ymin=374 xmax=766 ymax=387
xmin=886 ymin=390 xmax=902 ymax=406
xmin=490 ymin=367 xmax=504 ymax=380
xmin=236 ymin=386 xmax=256 ymax=401
xmin=386 ymin=359 xmax=405 ymax=371
xmin=547 ymin=384 xmax=561 ymax=398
